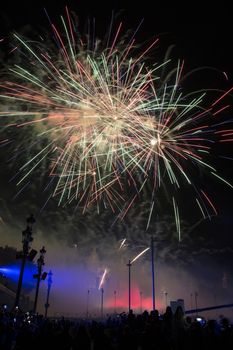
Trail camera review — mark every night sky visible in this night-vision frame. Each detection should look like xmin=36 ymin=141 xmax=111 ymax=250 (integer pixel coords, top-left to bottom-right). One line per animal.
xmin=0 ymin=0 xmax=232 ymax=316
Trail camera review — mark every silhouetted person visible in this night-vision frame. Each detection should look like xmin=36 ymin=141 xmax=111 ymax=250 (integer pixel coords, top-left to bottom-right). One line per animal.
xmin=163 ymin=306 xmax=174 ymax=349
xmin=220 ymin=318 xmax=233 ymax=349
xmin=173 ymin=306 xmax=185 ymax=349
xmin=118 ymin=324 xmax=138 ymax=350
xmin=72 ymin=324 xmax=91 ymax=350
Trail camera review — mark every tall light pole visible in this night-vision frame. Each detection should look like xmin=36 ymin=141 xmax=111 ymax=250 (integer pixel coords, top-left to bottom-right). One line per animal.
xmin=127 ymin=248 xmax=149 ymax=314
xmin=195 ymin=291 xmax=198 ymax=316
xmin=33 ymin=246 xmax=46 ymax=314
xmin=13 ymin=214 xmax=36 ymax=310
xmin=127 ymin=260 xmax=132 ymax=313
xmin=164 ymin=291 xmax=168 ymax=309
xmin=98 ymin=268 xmax=107 ymax=319
xmin=44 ymin=270 xmax=53 ymax=318
xmin=100 ymin=288 xmax=104 ymax=319
xmin=86 ymin=289 xmax=90 ymax=318
xmin=140 ymin=291 xmax=143 ymax=313
xmin=151 ymin=235 xmax=156 ymax=311
xmin=114 ymin=290 xmax=117 ymax=314
xmin=190 ymin=293 xmax=193 ymax=309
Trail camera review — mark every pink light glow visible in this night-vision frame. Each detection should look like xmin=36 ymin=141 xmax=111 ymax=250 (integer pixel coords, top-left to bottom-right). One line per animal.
xmin=105 ymin=284 xmax=162 ymax=312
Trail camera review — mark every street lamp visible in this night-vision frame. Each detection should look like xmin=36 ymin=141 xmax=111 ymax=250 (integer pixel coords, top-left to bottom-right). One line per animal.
xmin=13 ymin=215 xmax=36 ymax=311
xmin=127 ymin=247 xmax=149 ymax=313
xmin=100 ymin=288 xmax=104 ymax=319
xmin=86 ymin=289 xmax=90 ymax=318
xmin=44 ymin=270 xmax=53 ymax=318
xmin=151 ymin=235 xmax=156 ymax=311
xmin=127 ymin=260 xmax=132 ymax=313
xmin=164 ymin=291 xmax=168 ymax=309
xmin=98 ymin=268 xmax=107 ymax=319
xmin=114 ymin=290 xmax=117 ymax=314
xmin=33 ymin=246 xmax=47 ymax=314
xmin=195 ymin=291 xmax=198 ymax=316
xmin=190 ymin=293 xmax=193 ymax=309
xmin=140 ymin=291 xmax=143 ymax=313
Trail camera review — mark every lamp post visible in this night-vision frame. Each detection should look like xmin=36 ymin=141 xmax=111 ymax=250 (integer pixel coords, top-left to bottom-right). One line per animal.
xmin=13 ymin=214 xmax=36 ymax=310
xmin=98 ymin=268 xmax=107 ymax=319
xmin=100 ymin=288 xmax=104 ymax=319
xmin=190 ymin=293 xmax=193 ymax=309
xmin=86 ymin=289 xmax=90 ymax=318
xmin=127 ymin=260 xmax=132 ymax=313
xmin=33 ymin=246 xmax=46 ymax=314
xmin=151 ymin=235 xmax=156 ymax=311
xmin=164 ymin=291 xmax=168 ymax=308
xmin=140 ymin=291 xmax=143 ymax=313
xmin=127 ymin=247 xmax=150 ymax=314
xmin=114 ymin=290 xmax=117 ymax=314
xmin=195 ymin=291 xmax=198 ymax=316
xmin=44 ymin=270 xmax=53 ymax=318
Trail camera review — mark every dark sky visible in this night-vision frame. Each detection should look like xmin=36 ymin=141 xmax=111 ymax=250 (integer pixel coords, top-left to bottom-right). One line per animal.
xmin=0 ymin=0 xmax=232 ymax=65
xmin=0 ymin=0 xmax=232 ymax=312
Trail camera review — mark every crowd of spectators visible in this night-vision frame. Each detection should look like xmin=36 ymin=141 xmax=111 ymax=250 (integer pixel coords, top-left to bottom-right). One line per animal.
xmin=0 ymin=305 xmax=232 ymax=349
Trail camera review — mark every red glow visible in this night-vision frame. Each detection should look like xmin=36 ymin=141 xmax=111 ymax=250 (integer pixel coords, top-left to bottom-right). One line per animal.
xmin=105 ymin=284 xmax=162 ymax=312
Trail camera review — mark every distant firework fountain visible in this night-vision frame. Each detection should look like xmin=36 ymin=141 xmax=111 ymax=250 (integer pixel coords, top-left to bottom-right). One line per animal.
xmin=131 ymin=247 xmax=150 ymax=264
xmin=98 ymin=268 xmax=108 ymax=290
xmin=0 ymin=8 xmax=232 ymax=237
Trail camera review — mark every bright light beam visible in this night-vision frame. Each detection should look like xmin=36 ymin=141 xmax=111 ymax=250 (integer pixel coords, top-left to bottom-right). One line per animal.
xmin=98 ymin=268 xmax=108 ymax=290
xmin=131 ymin=247 xmax=150 ymax=264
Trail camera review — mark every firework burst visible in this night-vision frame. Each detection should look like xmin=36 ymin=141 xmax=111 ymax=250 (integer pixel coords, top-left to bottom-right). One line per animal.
xmin=0 ymin=8 xmax=232 ymax=237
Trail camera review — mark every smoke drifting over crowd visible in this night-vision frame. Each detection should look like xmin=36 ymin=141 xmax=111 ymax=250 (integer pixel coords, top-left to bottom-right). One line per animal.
xmin=1 ymin=197 xmax=232 ymax=317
